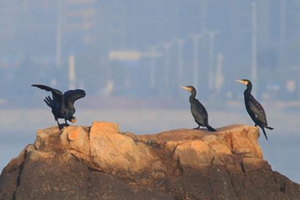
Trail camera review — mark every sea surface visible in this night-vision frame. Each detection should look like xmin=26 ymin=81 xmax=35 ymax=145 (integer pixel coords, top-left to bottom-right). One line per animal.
xmin=0 ymin=108 xmax=299 ymax=184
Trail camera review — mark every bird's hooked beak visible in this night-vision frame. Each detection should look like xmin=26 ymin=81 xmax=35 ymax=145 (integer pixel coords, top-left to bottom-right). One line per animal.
xmin=235 ymin=79 xmax=248 ymax=85
xmin=181 ymin=86 xmax=191 ymax=92
xmin=70 ymin=117 xmax=77 ymax=124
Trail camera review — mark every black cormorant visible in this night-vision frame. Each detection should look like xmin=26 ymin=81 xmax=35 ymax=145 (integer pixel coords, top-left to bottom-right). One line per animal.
xmin=32 ymin=84 xmax=86 ymax=129
xmin=182 ymin=86 xmax=216 ymax=132
xmin=236 ymin=79 xmax=273 ymax=140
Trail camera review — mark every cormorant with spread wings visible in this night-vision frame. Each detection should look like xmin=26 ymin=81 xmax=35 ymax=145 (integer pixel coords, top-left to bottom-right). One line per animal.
xmin=32 ymin=84 xmax=86 ymax=129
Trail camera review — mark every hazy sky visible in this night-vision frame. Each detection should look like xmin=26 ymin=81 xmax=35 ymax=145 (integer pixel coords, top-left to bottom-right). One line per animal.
xmin=1 ymin=0 xmax=300 ymax=103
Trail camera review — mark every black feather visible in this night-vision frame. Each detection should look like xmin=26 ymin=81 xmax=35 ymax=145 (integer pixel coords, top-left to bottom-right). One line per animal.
xmin=183 ymin=86 xmax=216 ymax=132
xmin=236 ymin=79 xmax=274 ymax=140
xmin=32 ymin=84 xmax=86 ymax=129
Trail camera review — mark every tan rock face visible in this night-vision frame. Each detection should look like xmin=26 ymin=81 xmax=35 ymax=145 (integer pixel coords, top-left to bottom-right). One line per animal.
xmin=31 ymin=123 xmax=263 ymax=176
xmin=165 ymin=125 xmax=262 ymax=169
xmin=88 ymin=121 xmax=155 ymax=173
xmin=175 ymin=140 xmax=212 ymax=168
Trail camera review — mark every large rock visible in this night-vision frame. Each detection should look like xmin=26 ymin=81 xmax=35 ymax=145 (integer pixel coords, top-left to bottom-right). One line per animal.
xmin=0 ymin=122 xmax=299 ymax=200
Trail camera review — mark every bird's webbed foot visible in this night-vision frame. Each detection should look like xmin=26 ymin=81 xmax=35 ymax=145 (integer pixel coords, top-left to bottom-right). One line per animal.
xmin=57 ymin=123 xmax=64 ymax=130
xmin=58 ymin=123 xmax=70 ymax=130
xmin=57 ymin=121 xmax=69 ymax=130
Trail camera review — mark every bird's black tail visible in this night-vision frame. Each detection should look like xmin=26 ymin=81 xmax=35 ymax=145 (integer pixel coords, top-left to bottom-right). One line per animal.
xmin=261 ymin=127 xmax=268 ymax=140
xmin=266 ymin=126 xmax=274 ymax=130
xmin=206 ymin=124 xmax=217 ymax=132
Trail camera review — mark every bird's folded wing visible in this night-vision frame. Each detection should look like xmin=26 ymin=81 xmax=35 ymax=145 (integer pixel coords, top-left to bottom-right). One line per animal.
xmin=248 ymin=98 xmax=267 ymax=123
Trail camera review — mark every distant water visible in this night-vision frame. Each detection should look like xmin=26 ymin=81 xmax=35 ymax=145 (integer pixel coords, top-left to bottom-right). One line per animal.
xmin=0 ymin=108 xmax=299 ymax=184
xmin=0 ymin=131 xmax=36 ymax=171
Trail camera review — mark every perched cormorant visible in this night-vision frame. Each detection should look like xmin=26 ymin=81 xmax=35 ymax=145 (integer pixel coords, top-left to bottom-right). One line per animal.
xmin=236 ymin=79 xmax=273 ymax=140
xmin=182 ymin=86 xmax=216 ymax=132
xmin=32 ymin=84 xmax=86 ymax=129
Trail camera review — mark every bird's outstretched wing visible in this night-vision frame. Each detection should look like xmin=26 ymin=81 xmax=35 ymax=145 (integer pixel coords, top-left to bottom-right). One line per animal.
xmin=64 ymin=89 xmax=86 ymax=103
xmin=32 ymin=84 xmax=63 ymax=102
